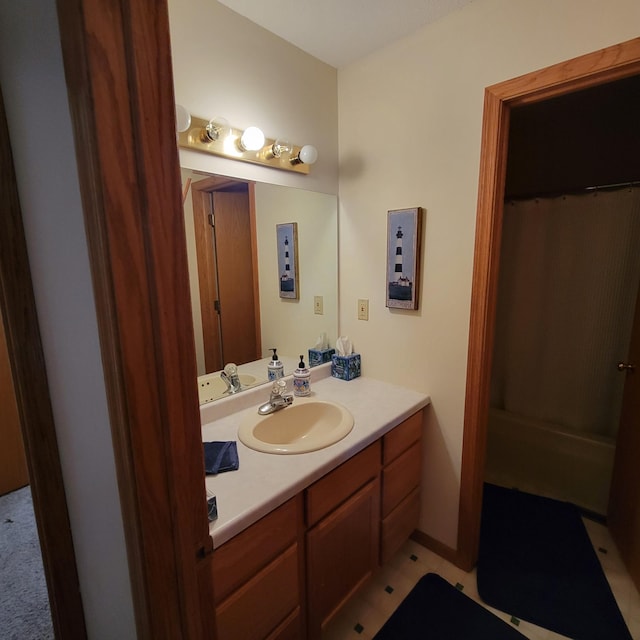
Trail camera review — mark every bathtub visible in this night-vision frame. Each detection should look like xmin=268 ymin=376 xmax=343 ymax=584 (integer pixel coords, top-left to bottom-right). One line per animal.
xmin=484 ymin=408 xmax=615 ymax=516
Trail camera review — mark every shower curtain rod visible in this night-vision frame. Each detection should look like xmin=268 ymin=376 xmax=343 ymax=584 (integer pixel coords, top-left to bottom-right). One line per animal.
xmin=585 ymin=179 xmax=640 ymax=192
xmin=505 ymin=180 xmax=640 ymax=202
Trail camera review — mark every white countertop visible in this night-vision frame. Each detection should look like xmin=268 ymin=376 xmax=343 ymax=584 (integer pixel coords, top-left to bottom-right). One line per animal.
xmin=200 ymin=366 xmax=430 ymax=547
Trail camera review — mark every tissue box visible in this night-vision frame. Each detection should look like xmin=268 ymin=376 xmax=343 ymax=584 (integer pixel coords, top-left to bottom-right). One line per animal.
xmin=308 ymin=347 xmax=335 ymax=367
xmin=331 ymin=353 xmax=361 ymax=381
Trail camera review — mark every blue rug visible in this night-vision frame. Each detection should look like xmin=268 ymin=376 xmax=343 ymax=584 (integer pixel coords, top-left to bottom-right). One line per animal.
xmin=374 ymin=573 xmax=527 ymax=639
xmin=477 ymin=483 xmax=632 ymax=640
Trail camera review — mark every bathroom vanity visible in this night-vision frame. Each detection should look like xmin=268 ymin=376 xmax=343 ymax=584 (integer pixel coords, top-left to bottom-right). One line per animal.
xmin=199 ymin=368 xmax=429 ymax=639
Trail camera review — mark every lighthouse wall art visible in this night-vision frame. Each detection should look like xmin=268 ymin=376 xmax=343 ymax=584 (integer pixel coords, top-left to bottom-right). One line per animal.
xmin=386 ymin=207 xmax=423 ymax=310
xmin=276 ymin=222 xmax=299 ymax=299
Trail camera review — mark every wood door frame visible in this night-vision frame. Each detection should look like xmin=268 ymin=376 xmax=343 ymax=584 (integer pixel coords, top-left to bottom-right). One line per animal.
xmin=458 ymin=37 xmax=640 ymax=571
xmin=0 ymin=85 xmax=87 ymax=640
xmin=191 ymin=176 xmax=262 ymax=373
xmin=55 ymin=0 xmax=215 ymax=638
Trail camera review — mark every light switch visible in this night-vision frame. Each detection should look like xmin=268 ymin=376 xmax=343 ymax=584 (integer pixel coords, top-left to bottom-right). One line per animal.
xmin=314 ymin=296 xmax=323 ymax=315
xmin=357 ymin=299 xmax=369 ymax=321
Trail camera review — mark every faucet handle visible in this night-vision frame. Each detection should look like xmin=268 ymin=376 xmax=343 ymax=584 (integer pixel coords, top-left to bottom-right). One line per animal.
xmin=223 ymin=362 xmax=238 ymax=376
xmin=271 ymin=379 xmax=287 ymax=396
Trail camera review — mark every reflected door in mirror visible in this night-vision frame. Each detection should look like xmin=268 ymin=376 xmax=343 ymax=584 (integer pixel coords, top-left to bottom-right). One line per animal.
xmin=192 ymin=178 xmax=261 ymax=372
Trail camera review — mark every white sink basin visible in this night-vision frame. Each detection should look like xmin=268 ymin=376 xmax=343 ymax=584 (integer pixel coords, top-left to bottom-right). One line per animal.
xmin=237 ymin=397 xmax=354 ymax=454
xmin=198 ymin=373 xmax=258 ymax=404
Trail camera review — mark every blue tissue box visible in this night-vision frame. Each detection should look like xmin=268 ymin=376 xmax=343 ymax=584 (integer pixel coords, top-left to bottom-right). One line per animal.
xmin=331 ymin=353 xmax=361 ymax=381
xmin=308 ymin=347 xmax=335 ymax=367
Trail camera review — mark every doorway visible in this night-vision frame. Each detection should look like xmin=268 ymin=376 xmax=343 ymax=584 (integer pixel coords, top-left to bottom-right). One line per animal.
xmin=458 ymin=38 xmax=640 ymax=584
xmin=0 ymin=86 xmax=86 ymax=638
xmin=485 ymin=76 xmax=640 ymax=517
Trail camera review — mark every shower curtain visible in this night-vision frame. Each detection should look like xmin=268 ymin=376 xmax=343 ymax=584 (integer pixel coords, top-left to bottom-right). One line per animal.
xmin=490 ymin=187 xmax=640 ymax=438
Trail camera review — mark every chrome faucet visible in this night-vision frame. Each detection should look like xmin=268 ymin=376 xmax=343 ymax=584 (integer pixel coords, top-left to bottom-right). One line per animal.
xmin=220 ymin=363 xmax=242 ymax=395
xmin=258 ymin=379 xmax=293 ymax=415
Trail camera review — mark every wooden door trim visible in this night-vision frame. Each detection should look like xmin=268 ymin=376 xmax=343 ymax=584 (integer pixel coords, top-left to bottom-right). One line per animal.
xmin=56 ymin=0 xmax=214 ymax=638
xmin=458 ymin=37 xmax=640 ymax=570
xmin=0 ymin=87 xmax=87 ymax=639
xmin=248 ymin=182 xmax=262 ymax=357
xmin=192 ymin=185 xmax=223 ymax=373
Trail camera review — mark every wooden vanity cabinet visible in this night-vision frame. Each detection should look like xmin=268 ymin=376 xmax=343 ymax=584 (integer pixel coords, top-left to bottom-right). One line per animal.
xmin=305 ymin=442 xmax=381 ymax=639
xmin=211 ymin=495 xmax=305 ymax=640
xmin=207 ymin=410 xmax=424 ymax=640
xmin=380 ymin=411 xmax=423 ymax=563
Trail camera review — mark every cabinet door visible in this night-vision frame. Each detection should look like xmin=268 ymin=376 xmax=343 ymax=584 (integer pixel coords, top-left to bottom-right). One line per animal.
xmin=306 ymin=478 xmax=380 ymax=638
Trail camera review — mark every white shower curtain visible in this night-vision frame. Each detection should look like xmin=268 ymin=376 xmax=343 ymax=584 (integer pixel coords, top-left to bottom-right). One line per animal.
xmin=490 ymin=187 xmax=640 ymax=438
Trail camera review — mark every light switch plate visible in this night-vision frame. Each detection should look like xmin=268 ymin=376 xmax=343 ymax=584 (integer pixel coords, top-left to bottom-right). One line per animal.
xmin=358 ymin=299 xmax=369 ymax=321
xmin=314 ymin=296 xmax=323 ymax=315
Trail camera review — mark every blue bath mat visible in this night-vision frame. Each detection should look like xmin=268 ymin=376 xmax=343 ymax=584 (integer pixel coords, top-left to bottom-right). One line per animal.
xmin=477 ymin=483 xmax=632 ymax=640
xmin=374 ymin=573 xmax=527 ymax=639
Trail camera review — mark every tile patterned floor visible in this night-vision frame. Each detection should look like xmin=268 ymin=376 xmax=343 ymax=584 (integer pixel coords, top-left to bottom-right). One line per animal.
xmin=322 ymin=519 xmax=640 ymax=639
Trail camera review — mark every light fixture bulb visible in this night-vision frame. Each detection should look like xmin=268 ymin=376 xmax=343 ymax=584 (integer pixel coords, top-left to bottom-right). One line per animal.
xmin=239 ymin=126 xmax=265 ymax=151
xmin=271 ymin=139 xmax=293 ymax=158
xmin=291 ymin=144 xmax=318 ymax=165
xmin=201 ymin=116 xmax=229 ymax=143
xmin=175 ymin=104 xmax=191 ymax=133
xmin=299 ymin=145 xmax=318 ymax=164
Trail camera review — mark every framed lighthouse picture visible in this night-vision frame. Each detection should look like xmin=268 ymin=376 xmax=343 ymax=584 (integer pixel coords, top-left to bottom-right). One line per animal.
xmin=386 ymin=207 xmax=423 ymax=310
xmin=277 ymin=222 xmax=299 ymax=299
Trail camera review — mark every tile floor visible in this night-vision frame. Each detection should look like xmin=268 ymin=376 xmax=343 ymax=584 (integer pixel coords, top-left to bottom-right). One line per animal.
xmin=322 ymin=519 xmax=640 ymax=639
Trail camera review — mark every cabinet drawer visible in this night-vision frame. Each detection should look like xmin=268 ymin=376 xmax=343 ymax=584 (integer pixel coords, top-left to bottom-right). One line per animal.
xmin=382 ymin=411 xmax=422 ymax=465
xmin=381 ymin=441 xmax=421 ymax=518
xmin=305 ymin=441 xmax=380 ymax=527
xmin=381 ymin=487 xmax=421 ymax=564
xmin=212 ymin=495 xmax=300 ymax=604
xmin=216 ymin=543 xmax=299 ymax=640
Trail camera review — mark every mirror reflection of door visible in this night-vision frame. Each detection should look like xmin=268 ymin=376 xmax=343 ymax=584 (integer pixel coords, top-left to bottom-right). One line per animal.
xmin=191 ymin=175 xmax=261 ymax=373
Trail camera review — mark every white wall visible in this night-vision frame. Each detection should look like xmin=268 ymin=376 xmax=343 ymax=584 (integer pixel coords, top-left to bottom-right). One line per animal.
xmin=168 ymin=0 xmax=339 ymax=196
xmin=255 ymin=184 xmax=338 ymax=358
xmin=337 ymin=0 xmax=640 ymax=547
xmin=0 ymin=1 xmax=136 ymax=637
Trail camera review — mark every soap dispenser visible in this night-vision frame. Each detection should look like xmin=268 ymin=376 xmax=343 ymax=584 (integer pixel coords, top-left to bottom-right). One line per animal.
xmin=268 ymin=348 xmax=284 ymax=381
xmin=293 ymin=354 xmax=311 ymax=397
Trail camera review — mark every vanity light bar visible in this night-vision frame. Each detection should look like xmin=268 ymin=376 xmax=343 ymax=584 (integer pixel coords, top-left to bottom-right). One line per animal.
xmin=178 ymin=115 xmax=314 ymax=175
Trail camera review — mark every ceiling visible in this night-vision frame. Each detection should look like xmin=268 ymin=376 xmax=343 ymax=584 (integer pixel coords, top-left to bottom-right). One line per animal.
xmin=218 ymin=0 xmax=475 ymax=69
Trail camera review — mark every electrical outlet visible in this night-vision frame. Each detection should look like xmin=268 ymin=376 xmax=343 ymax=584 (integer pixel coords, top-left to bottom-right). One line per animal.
xmin=357 ymin=298 xmax=369 ymax=321
xmin=314 ymin=296 xmax=323 ymax=315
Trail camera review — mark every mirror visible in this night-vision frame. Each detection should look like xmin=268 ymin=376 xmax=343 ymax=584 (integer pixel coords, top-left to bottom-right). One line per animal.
xmin=181 ymin=168 xmax=338 ymax=404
